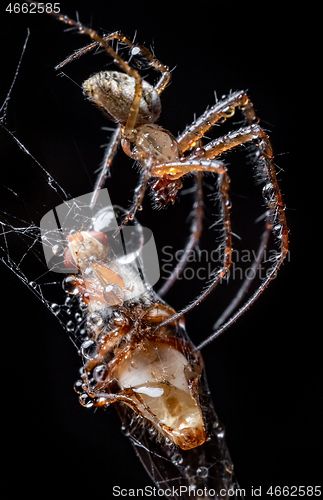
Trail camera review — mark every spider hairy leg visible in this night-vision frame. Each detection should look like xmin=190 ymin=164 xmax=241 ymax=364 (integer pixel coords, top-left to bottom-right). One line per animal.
xmin=151 ymin=159 xmax=225 ymax=179
xmin=155 ymin=122 xmax=288 ymax=334
xmin=177 ymin=91 xmax=258 ymax=153
xmin=115 ymin=159 xmax=153 ymax=233
xmin=155 ymin=167 xmax=233 ymax=330
xmin=195 ymin=128 xmax=289 ymax=350
xmin=55 ymin=32 xmax=170 ymax=94
xmin=157 ymin=173 xmax=204 ymax=297
xmin=191 ymin=124 xmax=270 ymax=159
xmin=90 ymin=125 xmax=122 ymax=209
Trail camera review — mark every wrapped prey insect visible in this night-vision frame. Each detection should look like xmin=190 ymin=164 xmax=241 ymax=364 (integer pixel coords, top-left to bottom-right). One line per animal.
xmin=52 ymin=195 xmax=239 ymax=498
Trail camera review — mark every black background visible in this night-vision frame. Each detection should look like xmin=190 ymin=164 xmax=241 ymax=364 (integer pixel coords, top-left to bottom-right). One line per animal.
xmin=0 ymin=1 xmax=317 ymax=498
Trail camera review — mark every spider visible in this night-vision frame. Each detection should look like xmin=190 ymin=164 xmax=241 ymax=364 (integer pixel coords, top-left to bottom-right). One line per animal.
xmin=36 ymin=4 xmax=288 ymax=338
xmin=2 ymin=5 xmax=290 ymax=497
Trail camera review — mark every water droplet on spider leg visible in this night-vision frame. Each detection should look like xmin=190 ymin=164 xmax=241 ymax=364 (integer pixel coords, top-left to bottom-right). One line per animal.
xmin=80 ymin=340 xmax=98 ymax=360
xmin=131 ymin=46 xmax=141 ymax=56
xmin=262 ymin=182 xmax=273 ymax=199
xmin=50 ymin=303 xmax=61 ymax=316
xmin=78 ymin=393 xmax=94 ymax=408
xmin=196 ymin=466 xmax=208 ymax=478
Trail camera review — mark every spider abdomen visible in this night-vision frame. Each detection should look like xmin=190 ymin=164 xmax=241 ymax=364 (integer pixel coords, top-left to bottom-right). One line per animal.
xmin=83 ymin=71 xmax=161 ymax=125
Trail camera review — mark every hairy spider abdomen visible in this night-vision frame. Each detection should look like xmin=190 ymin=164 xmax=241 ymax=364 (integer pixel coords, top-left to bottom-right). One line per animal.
xmin=83 ymin=71 xmax=161 ymax=125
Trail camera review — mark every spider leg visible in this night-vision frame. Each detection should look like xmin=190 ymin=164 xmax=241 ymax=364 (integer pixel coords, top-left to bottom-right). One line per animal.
xmin=151 ymin=158 xmax=226 ymax=178
xmin=177 ymin=90 xmax=258 ymax=153
xmin=190 ymin=124 xmax=270 ymax=159
xmin=90 ymin=125 xmax=122 ymax=209
xmin=155 ymin=124 xmax=288 ymax=334
xmin=55 ymin=33 xmax=121 ymax=70
xmin=114 ymin=159 xmax=153 ymax=235
xmin=157 ymin=172 xmax=204 ymax=297
xmin=55 ymin=31 xmax=170 ymax=94
xmin=55 ymin=31 xmax=171 ymax=94
xmin=195 ymin=129 xmax=288 ymax=350
xmin=151 ymin=159 xmax=232 ymax=327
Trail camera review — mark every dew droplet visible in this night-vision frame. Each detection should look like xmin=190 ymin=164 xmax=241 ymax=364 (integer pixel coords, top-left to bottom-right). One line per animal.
xmin=50 ymin=303 xmax=61 ymax=316
xmin=52 ymin=244 xmax=64 ymax=256
xmin=171 ymin=453 xmax=183 ymax=466
xmin=80 ymin=340 xmax=97 ymax=360
xmin=88 ymin=312 xmax=103 ymax=327
xmin=62 ymin=275 xmax=79 ymax=295
xmin=78 ymin=328 xmax=87 ymax=338
xmin=93 ymin=396 xmax=108 ymax=407
xmin=29 ymin=281 xmax=37 ymax=288
xmin=196 ymin=466 xmax=208 ymax=478
xmin=78 ymin=393 xmax=93 ymax=408
xmin=66 ymin=320 xmax=75 ymax=333
xmin=121 ymin=425 xmax=130 ymax=437
xmin=73 ymin=379 xmax=84 ymax=394
xmin=262 ymin=183 xmax=272 ymax=196
xmin=74 ymin=312 xmax=83 ymax=323
xmin=93 ymin=364 xmax=107 ymax=382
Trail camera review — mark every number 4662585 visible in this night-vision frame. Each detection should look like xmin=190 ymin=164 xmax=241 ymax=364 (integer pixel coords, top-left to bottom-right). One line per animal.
xmin=266 ymin=486 xmax=321 ymax=496
xmin=5 ymin=3 xmax=60 ymax=13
